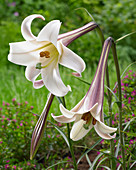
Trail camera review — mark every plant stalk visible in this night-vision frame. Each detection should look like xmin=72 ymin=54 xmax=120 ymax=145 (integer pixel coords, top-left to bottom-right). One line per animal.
xmin=62 ymin=97 xmax=77 ymax=170
xmin=96 ymin=27 xmax=115 ymax=169
xmin=111 ymin=42 xmax=126 ymax=170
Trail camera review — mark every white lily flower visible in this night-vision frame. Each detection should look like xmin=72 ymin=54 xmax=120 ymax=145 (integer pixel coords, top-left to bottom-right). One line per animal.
xmin=52 ymin=37 xmax=117 ymax=140
xmin=8 ymin=14 xmax=97 ymax=96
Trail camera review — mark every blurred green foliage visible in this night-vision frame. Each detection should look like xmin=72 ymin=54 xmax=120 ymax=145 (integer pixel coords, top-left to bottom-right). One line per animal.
xmin=0 ymin=0 xmax=136 ymax=68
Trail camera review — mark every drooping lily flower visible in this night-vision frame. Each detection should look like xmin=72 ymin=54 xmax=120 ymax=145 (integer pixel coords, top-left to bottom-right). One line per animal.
xmin=8 ymin=14 xmax=97 ymax=97
xmin=52 ymin=37 xmax=117 ymax=141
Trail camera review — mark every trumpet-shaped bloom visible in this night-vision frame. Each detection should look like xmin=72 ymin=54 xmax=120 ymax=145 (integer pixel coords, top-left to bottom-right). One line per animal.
xmin=52 ymin=37 xmax=117 ymax=140
xmin=8 ymin=14 xmax=97 ymax=97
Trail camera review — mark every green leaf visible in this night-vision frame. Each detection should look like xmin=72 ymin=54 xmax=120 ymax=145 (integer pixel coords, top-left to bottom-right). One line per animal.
xmin=89 ymin=152 xmax=104 ymax=170
xmin=95 ymin=157 xmax=108 ymax=170
xmin=104 ymin=85 xmax=119 ymax=102
xmin=116 ymin=31 xmax=136 ymax=43
xmin=77 ymin=139 xmax=102 ymax=164
xmin=85 ymin=153 xmax=92 ymax=167
xmin=100 ymin=165 xmax=111 ymax=170
xmin=45 ymin=161 xmax=70 ymax=170
xmin=130 ymin=161 xmax=136 ymax=169
xmin=48 ymin=120 xmax=70 ymax=148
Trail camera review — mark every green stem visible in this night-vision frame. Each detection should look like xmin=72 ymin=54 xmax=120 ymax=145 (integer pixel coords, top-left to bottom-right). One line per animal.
xmin=96 ymin=27 xmax=115 ymax=169
xmin=111 ymin=42 xmax=126 ymax=170
xmin=62 ymin=97 xmax=77 ymax=170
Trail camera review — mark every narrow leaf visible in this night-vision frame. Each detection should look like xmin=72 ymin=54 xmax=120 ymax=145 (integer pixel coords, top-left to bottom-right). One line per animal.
xmin=95 ymin=157 xmax=108 ymax=170
xmin=45 ymin=161 xmax=70 ymax=170
xmin=48 ymin=120 xmax=70 ymax=148
xmin=100 ymin=165 xmax=111 ymax=170
xmin=77 ymin=139 xmax=102 ymax=164
xmin=116 ymin=31 xmax=136 ymax=43
xmin=85 ymin=153 xmax=92 ymax=167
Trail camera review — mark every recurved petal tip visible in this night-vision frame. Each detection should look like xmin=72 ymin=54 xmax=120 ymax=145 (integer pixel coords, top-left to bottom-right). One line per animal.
xmin=21 ymin=14 xmax=45 ymax=41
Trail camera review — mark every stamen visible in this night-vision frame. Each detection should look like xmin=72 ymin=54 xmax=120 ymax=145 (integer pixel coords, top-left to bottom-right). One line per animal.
xmin=40 ymin=51 xmax=50 ymax=58
xmin=81 ymin=112 xmax=91 ymax=124
xmin=92 ymin=118 xmax=97 ymax=125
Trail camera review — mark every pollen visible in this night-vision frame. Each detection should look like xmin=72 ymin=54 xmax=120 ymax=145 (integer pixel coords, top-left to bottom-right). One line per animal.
xmin=40 ymin=51 xmax=50 ymax=58
xmin=92 ymin=118 xmax=97 ymax=125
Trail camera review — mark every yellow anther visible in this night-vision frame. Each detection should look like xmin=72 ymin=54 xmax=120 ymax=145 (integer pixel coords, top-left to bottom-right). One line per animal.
xmin=40 ymin=51 xmax=50 ymax=58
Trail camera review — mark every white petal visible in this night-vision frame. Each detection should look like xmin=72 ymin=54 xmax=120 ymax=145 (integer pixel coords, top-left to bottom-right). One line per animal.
xmin=37 ymin=20 xmax=61 ymax=48
xmin=21 ymin=14 xmax=45 ymax=41
xmin=60 ymin=103 xmax=85 ymax=118
xmin=25 ymin=65 xmax=41 ymax=82
xmin=41 ymin=59 xmax=71 ymax=97
xmin=94 ymin=121 xmax=117 ymax=139
xmin=70 ymin=119 xmax=93 ymax=141
xmin=96 ymin=121 xmax=117 ymax=134
xmin=9 ymin=40 xmax=49 ymax=54
xmin=33 ymin=80 xmax=44 ymax=89
xmin=94 ymin=124 xmax=116 ymax=140
xmin=8 ymin=41 xmax=42 ymax=66
xmin=51 ymin=113 xmax=76 ymax=123
xmin=59 ymin=41 xmax=86 ymax=76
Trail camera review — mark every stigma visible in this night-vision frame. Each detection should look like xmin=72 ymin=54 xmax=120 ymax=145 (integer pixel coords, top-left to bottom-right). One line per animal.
xmin=40 ymin=51 xmax=50 ymax=58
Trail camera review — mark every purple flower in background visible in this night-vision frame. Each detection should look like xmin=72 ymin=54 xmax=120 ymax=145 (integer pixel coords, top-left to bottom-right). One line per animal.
xmin=13 ymin=165 xmax=16 ymax=169
xmin=8 ymin=2 xmax=16 ymax=7
xmin=5 ymin=164 xmax=10 ymax=169
xmin=12 ymin=98 xmax=16 ymax=102
xmin=124 ymin=94 xmax=127 ymax=98
xmin=122 ymin=103 xmax=125 ymax=108
xmin=14 ymin=12 xmax=19 ymax=16
xmin=20 ymin=123 xmax=23 ymax=126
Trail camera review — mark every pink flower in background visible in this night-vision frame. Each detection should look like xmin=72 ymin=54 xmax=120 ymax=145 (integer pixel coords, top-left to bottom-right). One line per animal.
xmin=122 ymin=87 xmax=124 ymax=90
xmin=5 ymin=164 xmax=10 ymax=169
xmin=47 ymin=134 xmax=51 ymax=138
xmin=121 ymin=82 xmax=124 ymax=86
xmin=0 ymin=141 xmax=3 ymax=144
xmin=122 ymin=103 xmax=125 ymax=108
xmin=3 ymin=101 xmax=5 ymax=106
xmin=12 ymin=98 xmax=16 ymax=102
xmin=100 ymin=139 xmax=104 ymax=144
xmin=6 ymin=103 xmax=10 ymax=106
xmin=20 ymin=123 xmax=23 ymax=126
xmin=124 ymin=94 xmax=127 ymax=98
xmin=13 ymin=165 xmax=16 ymax=169
xmin=12 ymin=119 xmax=17 ymax=123
xmin=124 ymin=75 xmax=128 ymax=79
xmin=132 ymin=113 xmax=135 ymax=117
xmin=8 ymin=2 xmax=16 ymax=7
xmin=112 ymin=120 xmax=115 ymax=125
xmin=30 ymin=106 xmax=34 ymax=109
xmin=131 ymin=90 xmax=136 ymax=96
xmin=125 ymin=83 xmax=129 ymax=87
xmin=25 ymin=101 xmax=28 ymax=104
xmin=129 ymin=70 xmax=132 ymax=72
xmin=27 ymin=162 xmax=31 ymax=166
xmin=6 ymin=160 xmax=10 ymax=163
xmin=17 ymin=126 xmax=19 ymax=128
xmin=14 ymin=12 xmax=19 ymax=16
